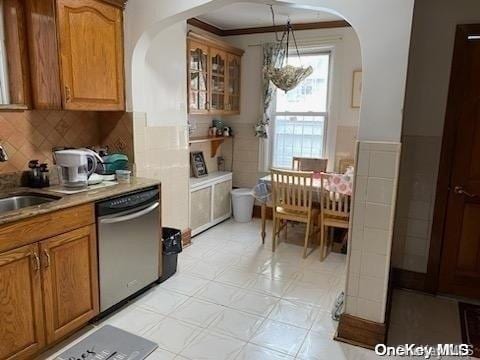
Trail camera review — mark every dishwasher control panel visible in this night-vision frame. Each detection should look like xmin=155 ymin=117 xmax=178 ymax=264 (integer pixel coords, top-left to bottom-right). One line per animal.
xmin=96 ymin=187 xmax=159 ymax=216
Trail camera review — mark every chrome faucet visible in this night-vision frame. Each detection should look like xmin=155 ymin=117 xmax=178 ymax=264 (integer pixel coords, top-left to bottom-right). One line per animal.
xmin=0 ymin=145 xmax=8 ymax=162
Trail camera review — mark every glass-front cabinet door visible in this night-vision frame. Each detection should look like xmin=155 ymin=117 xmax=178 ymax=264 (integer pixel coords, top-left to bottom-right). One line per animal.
xmin=226 ymin=54 xmax=241 ymax=114
xmin=188 ymin=41 xmax=209 ymax=113
xmin=209 ymin=48 xmax=226 ymax=112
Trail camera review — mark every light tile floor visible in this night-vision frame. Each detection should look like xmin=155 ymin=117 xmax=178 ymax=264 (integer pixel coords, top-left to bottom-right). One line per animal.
xmin=39 ymin=219 xmax=379 ymax=360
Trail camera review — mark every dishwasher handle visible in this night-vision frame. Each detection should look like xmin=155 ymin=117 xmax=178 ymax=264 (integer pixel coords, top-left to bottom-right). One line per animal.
xmin=99 ymin=202 xmax=159 ymax=224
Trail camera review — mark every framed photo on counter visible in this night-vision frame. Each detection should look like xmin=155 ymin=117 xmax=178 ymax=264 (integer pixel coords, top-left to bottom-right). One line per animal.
xmin=190 ymin=151 xmax=208 ymax=177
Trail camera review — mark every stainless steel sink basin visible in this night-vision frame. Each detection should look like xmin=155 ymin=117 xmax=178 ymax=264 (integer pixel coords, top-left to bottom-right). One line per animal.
xmin=0 ymin=193 xmax=60 ymax=213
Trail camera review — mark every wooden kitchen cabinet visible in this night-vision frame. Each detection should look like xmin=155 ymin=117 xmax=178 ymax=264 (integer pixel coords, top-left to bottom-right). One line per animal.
xmin=25 ymin=0 xmax=126 ymax=110
xmin=188 ymin=41 xmax=209 ymax=114
xmin=56 ymin=0 xmax=125 ymax=110
xmin=40 ymin=225 xmax=99 ymax=344
xmin=187 ymin=32 xmax=243 ymax=115
xmin=209 ymin=47 xmax=227 ymax=112
xmin=226 ymin=53 xmax=241 ymax=114
xmin=0 ymin=204 xmax=97 ymax=360
xmin=0 ymin=244 xmax=45 ymax=360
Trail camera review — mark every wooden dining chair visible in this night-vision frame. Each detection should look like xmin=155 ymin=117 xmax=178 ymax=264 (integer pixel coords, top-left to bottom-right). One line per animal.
xmin=319 ymin=173 xmax=351 ymax=261
xmin=271 ymin=169 xmax=319 ymax=258
xmin=292 ymin=157 xmax=328 ymax=173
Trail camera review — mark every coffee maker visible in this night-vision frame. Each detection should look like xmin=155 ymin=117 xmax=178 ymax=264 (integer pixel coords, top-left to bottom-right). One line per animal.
xmin=54 ymin=149 xmax=103 ymax=188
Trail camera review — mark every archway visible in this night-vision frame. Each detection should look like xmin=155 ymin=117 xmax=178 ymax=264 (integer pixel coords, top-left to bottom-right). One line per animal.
xmin=125 ymin=0 xmax=414 ymax=334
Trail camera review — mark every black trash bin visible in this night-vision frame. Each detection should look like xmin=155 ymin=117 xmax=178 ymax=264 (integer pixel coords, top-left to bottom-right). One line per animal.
xmin=158 ymin=227 xmax=183 ymax=283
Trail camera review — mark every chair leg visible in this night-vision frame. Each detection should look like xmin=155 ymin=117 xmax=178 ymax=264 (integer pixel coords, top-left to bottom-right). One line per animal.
xmin=322 ymin=226 xmax=329 ymax=260
xmin=320 ymin=220 xmax=325 ymax=262
xmin=272 ymin=217 xmax=278 ymax=252
xmin=284 ymin=221 xmax=288 ymax=241
xmin=303 ymin=220 xmax=311 ymax=259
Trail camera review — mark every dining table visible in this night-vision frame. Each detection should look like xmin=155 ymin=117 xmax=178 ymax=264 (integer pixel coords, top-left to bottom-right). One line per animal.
xmin=257 ymin=172 xmax=354 ymax=243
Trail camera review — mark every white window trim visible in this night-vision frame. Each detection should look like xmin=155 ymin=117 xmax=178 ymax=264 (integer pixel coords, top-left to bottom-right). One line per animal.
xmin=269 ymin=50 xmax=333 ymax=170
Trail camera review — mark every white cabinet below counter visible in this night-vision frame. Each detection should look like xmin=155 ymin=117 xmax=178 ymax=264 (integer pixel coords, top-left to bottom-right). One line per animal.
xmin=190 ymin=172 xmax=232 ymax=236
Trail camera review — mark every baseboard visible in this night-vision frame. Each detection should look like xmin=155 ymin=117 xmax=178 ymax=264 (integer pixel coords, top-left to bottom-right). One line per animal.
xmin=335 ymin=313 xmax=386 ymax=349
xmin=390 ymin=267 xmax=426 ymax=292
xmin=252 ymin=204 xmax=273 ymax=220
xmin=182 ymin=228 xmax=192 ymax=247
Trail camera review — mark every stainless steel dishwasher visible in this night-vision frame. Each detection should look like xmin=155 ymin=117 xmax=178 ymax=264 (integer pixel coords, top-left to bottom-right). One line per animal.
xmin=97 ymin=187 xmax=160 ymax=312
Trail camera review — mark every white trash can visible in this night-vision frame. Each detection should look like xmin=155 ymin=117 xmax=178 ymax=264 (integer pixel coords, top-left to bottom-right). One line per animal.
xmin=231 ymin=188 xmax=255 ymax=223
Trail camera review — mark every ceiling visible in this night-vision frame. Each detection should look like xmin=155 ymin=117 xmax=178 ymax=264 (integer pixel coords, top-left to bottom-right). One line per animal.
xmin=196 ymin=2 xmax=342 ymax=30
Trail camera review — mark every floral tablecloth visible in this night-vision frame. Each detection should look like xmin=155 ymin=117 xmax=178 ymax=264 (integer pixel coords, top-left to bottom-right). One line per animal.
xmin=258 ymin=172 xmax=354 ymax=199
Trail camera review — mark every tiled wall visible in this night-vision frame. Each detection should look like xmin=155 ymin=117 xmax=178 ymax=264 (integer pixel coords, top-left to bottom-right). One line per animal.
xmin=222 ymin=122 xmax=259 ymax=188
xmin=0 ymin=110 xmax=135 ymax=174
xmin=345 ymin=141 xmax=401 ymax=323
xmin=391 ymin=135 xmax=441 ymax=273
xmin=133 ymin=112 xmax=190 ymax=230
xmin=0 ymin=110 xmax=100 ymax=173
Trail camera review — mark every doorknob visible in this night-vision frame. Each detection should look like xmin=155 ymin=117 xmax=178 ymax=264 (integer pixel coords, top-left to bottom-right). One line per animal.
xmin=454 ymin=186 xmax=477 ymax=198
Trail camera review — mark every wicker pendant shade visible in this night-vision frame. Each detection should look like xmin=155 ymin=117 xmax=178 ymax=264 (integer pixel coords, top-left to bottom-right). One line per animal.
xmin=267 ymin=64 xmax=313 ymax=92
xmin=267 ymin=9 xmax=313 ymax=92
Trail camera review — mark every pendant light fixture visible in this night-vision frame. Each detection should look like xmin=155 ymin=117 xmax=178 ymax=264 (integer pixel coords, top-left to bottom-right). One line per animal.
xmin=267 ymin=6 xmax=313 ymax=92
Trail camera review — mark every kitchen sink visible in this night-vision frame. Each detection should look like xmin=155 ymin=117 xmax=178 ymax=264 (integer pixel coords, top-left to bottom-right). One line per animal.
xmin=0 ymin=193 xmax=60 ymax=213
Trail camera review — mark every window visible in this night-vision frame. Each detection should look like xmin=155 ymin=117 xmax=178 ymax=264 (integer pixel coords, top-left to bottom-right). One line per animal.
xmin=272 ymin=52 xmax=330 ymax=168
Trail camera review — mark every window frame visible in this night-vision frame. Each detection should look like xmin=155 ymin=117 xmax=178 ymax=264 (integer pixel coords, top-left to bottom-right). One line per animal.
xmin=270 ymin=50 xmax=332 ymax=169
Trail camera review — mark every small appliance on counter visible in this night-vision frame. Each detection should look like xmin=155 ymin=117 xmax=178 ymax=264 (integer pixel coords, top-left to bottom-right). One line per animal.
xmin=54 ymin=148 xmax=103 ymax=188
xmin=27 ymin=160 xmax=50 ymax=188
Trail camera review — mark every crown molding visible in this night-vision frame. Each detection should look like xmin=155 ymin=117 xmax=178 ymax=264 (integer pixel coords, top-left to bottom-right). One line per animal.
xmin=187 ymin=17 xmax=351 ymax=37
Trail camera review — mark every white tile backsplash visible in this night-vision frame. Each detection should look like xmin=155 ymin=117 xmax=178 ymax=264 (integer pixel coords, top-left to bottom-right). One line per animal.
xmin=356 ymin=298 xmax=383 ymax=323
xmin=364 ymin=203 xmax=392 ymax=230
xmin=363 ymin=228 xmax=389 ymax=255
xmin=368 ymin=151 xmax=398 ymax=178
xmin=360 ymin=252 xmax=387 ymax=278
xmin=358 ymin=276 xmax=385 ymax=302
xmin=345 ymin=141 xmax=401 ymax=324
xmin=366 ymin=177 xmax=394 ymax=204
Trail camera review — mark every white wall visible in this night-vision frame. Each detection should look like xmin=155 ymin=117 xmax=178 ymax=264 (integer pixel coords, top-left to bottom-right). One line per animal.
xmin=392 ymin=0 xmax=480 ymax=274
xmin=132 ymin=23 xmax=191 ymax=230
xmin=125 ymin=0 xmax=415 ymax=325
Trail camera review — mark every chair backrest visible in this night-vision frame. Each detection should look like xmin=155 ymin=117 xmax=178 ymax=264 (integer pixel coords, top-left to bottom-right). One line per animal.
xmin=320 ymin=173 xmax=351 ymax=218
xmin=338 ymin=158 xmax=354 ymax=174
xmin=271 ymin=169 xmax=314 ymax=214
xmin=292 ymin=157 xmax=328 ymax=173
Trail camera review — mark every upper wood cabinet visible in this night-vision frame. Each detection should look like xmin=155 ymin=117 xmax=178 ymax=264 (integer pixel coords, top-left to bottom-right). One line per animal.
xmin=187 ymin=32 xmax=243 ymax=116
xmin=56 ymin=0 xmax=125 ymax=110
xmin=25 ymin=0 xmax=125 ymax=111
xmin=0 ymin=0 xmax=31 ymax=110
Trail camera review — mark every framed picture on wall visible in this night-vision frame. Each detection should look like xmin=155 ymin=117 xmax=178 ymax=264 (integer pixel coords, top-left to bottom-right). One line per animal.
xmin=191 ymin=151 xmax=208 ymax=177
xmin=351 ymin=70 xmax=362 ymax=108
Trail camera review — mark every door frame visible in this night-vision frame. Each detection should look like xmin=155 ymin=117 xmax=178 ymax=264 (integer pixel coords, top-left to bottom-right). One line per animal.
xmin=426 ymin=24 xmax=480 ymax=294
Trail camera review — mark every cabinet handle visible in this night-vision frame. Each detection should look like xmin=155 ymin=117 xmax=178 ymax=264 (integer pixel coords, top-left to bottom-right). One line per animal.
xmin=32 ymin=252 xmax=40 ymax=272
xmin=65 ymin=86 xmax=71 ymax=103
xmin=43 ymin=250 xmax=51 ymax=268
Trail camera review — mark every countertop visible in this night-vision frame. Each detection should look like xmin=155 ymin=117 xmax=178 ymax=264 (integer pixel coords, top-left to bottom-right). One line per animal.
xmin=0 ymin=177 xmax=161 ymax=226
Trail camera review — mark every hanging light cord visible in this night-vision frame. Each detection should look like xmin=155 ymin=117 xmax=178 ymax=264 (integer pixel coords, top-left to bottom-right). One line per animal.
xmin=270 ymin=5 xmax=281 ymax=43
xmin=270 ymin=5 xmax=304 ymax=67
